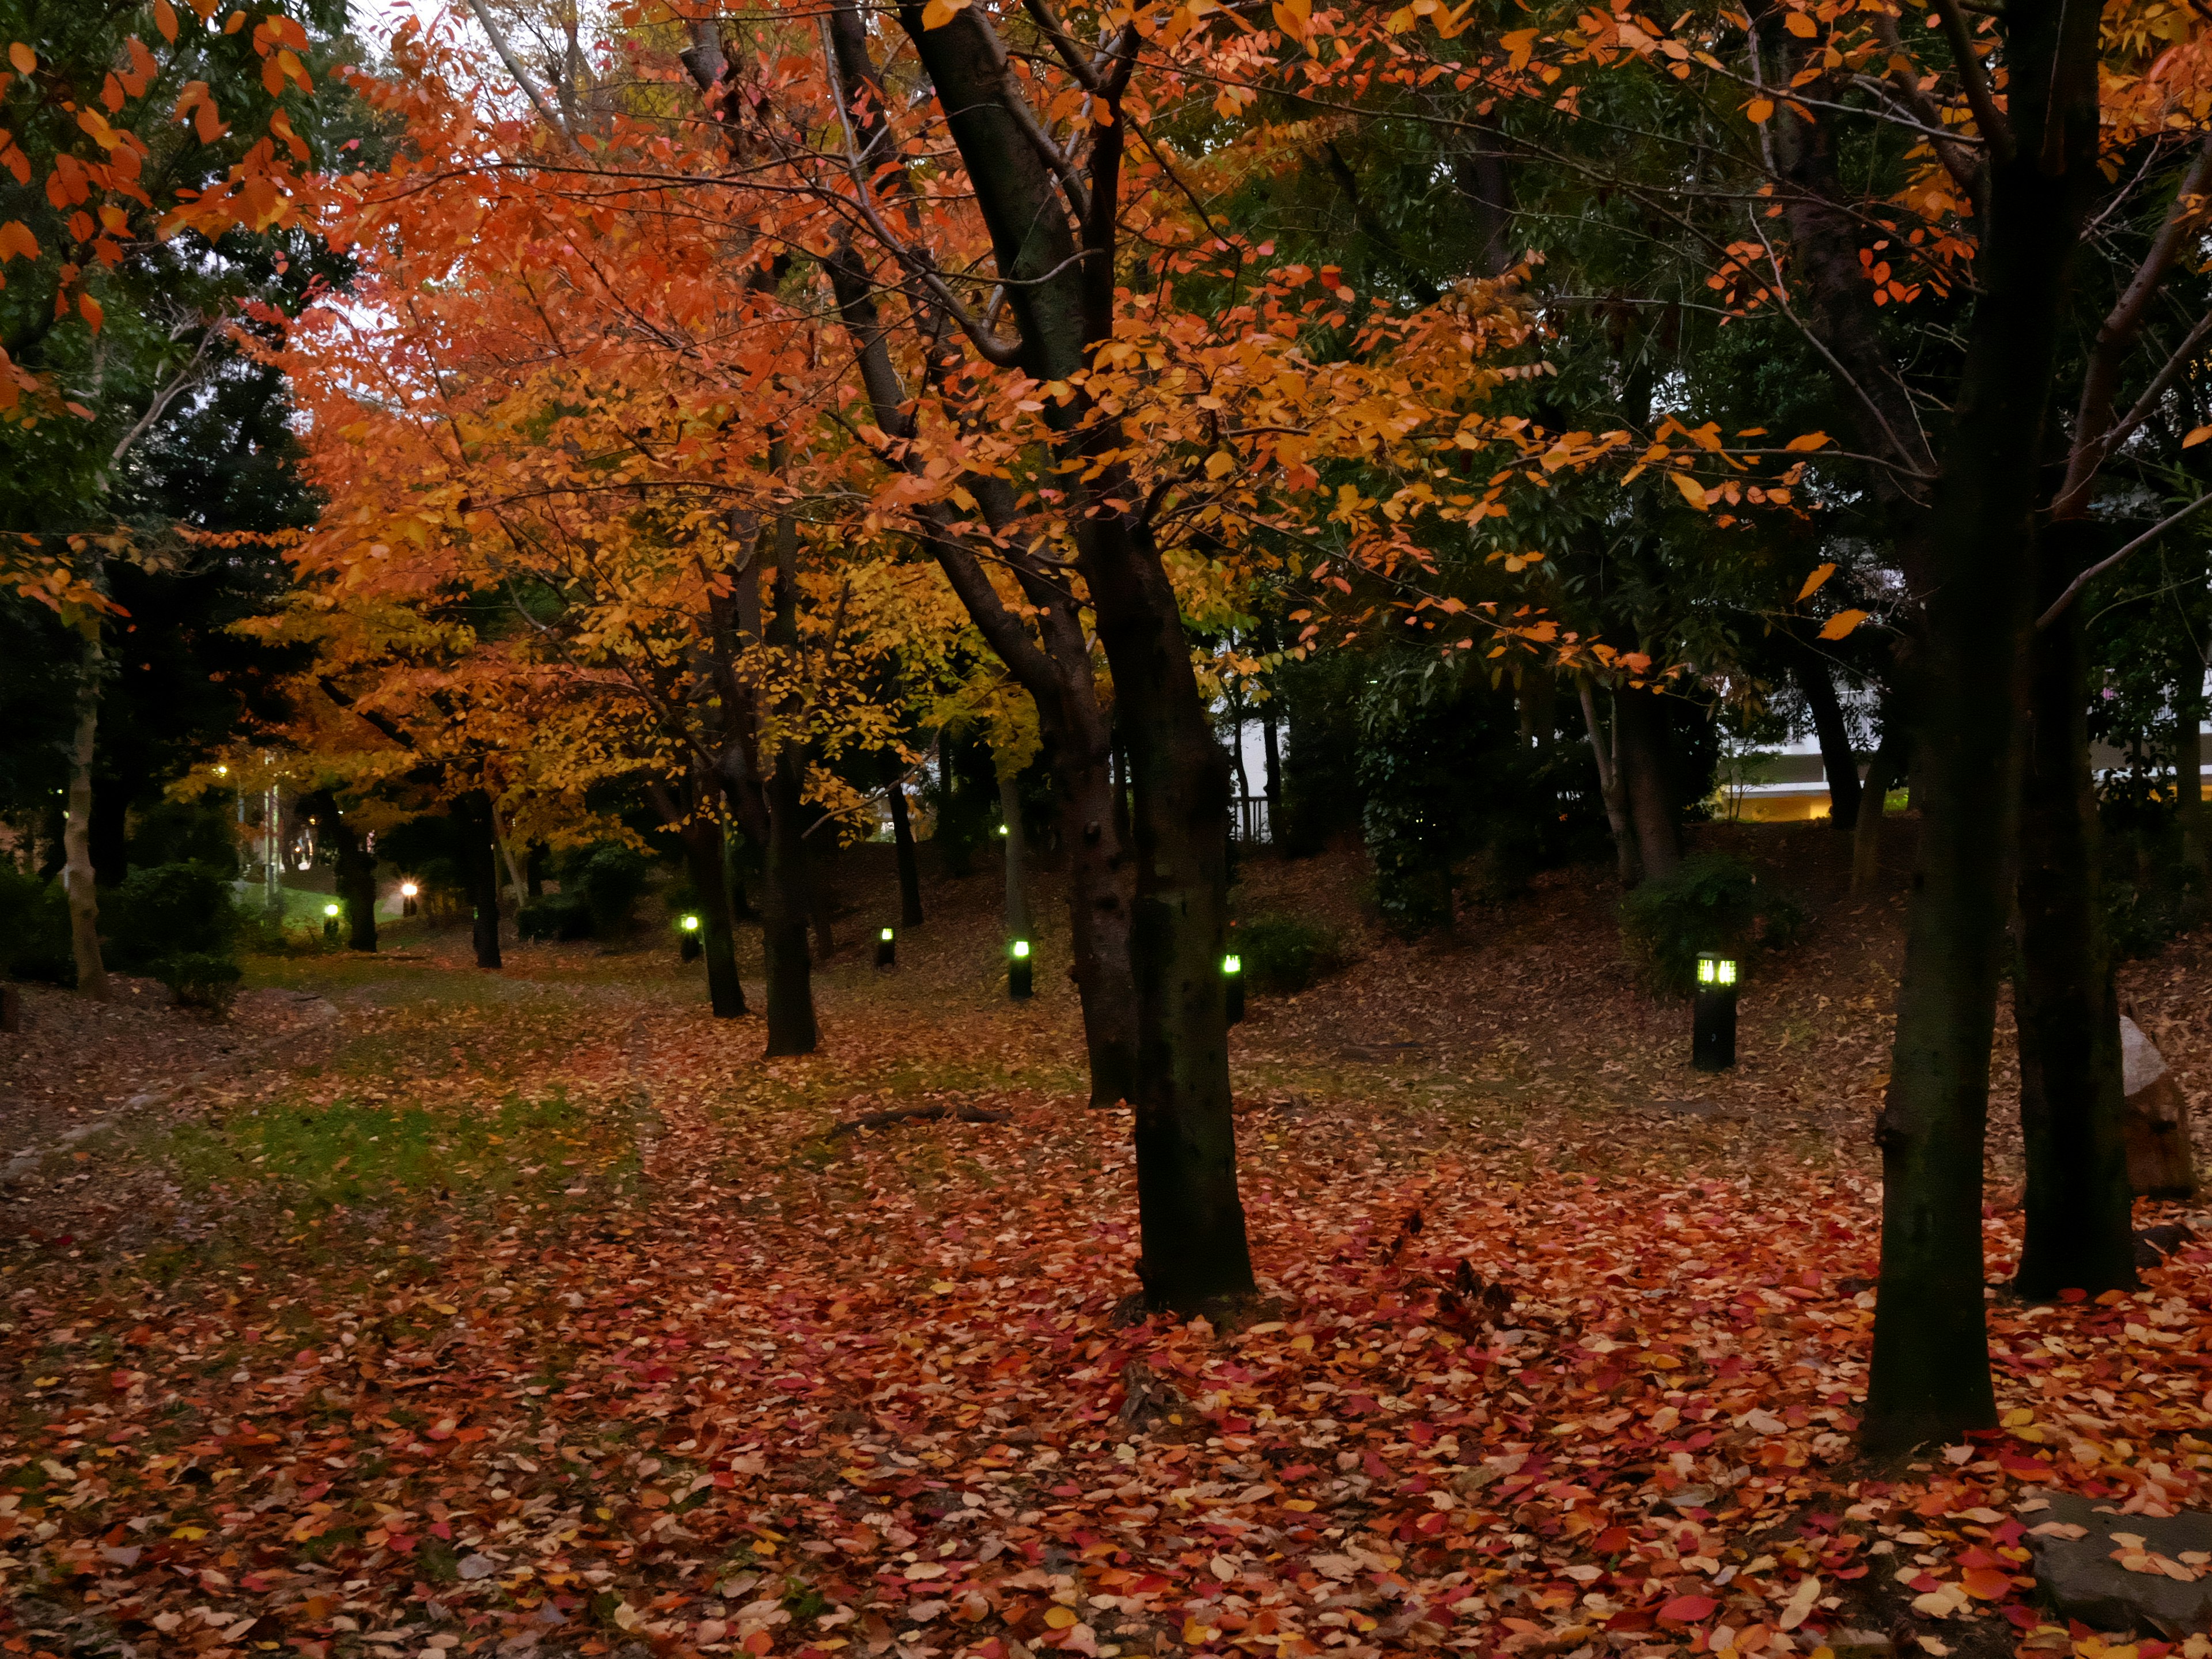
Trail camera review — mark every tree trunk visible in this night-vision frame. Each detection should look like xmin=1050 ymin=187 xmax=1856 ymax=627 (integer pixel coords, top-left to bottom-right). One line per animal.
xmin=683 ymin=816 xmax=748 ymax=1019
xmin=1089 ymin=521 xmax=1256 ymax=1313
xmin=63 ymin=631 xmax=108 ymax=1000
xmin=526 ymin=840 xmax=548 ymax=899
xmin=1863 ymin=0 xmax=2100 ymax=1452
xmin=1793 ymin=647 xmax=1863 ymax=830
xmin=491 ymin=803 xmax=526 ymax=906
xmin=763 ymin=748 xmax=819 ymax=1054
xmin=762 ymin=500 xmax=819 ymax=1056
xmin=456 ymin=793 xmax=502 ymax=969
xmin=1052 ymin=733 xmax=1139 ymax=1105
xmin=1853 ymin=726 xmax=1906 ymax=895
xmin=1614 ymin=688 xmax=1681 ymax=880
xmin=334 ymin=823 xmax=378 ymax=953
xmin=888 ymin=775 xmax=925 ymax=926
xmin=1261 ymin=700 xmax=1282 ymax=848
xmin=1578 ymin=678 xmax=1639 ymax=885
xmin=2177 ymin=667 xmax=2209 ymax=878
xmin=809 ymin=832 xmax=837 ymax=963
xmin=2010 ymin=534 xmax=2139 ymax=1300
xmin=999 ymin=766 xmax=1034 ymax=942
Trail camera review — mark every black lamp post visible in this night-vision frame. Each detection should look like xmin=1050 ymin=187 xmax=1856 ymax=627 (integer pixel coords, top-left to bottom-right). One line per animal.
xmin=876 ymin=925 xmax=896 ymax=968
xmin=1693 ymin=950 xmax=1738 ymax=1070
xmin=322 ymin=902 xmax=340 ymax=942
xmin=1224 ymin=952 xmax=1245 ymax=1025
xmin=679 ymin=912 xmax=702 ymax=963
xmin=1008 ymin=937 xmax=1032 ymax=999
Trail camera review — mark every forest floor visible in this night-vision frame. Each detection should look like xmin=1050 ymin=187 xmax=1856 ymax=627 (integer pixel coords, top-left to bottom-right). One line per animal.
xmin=1 ymin=819 xmax=2209 ymax=1659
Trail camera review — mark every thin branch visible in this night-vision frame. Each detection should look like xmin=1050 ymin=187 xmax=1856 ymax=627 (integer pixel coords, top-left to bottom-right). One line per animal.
xmin=2039 ymin=493 xmax=2212 ymax=629
xmin=461 ymin=0 xmax=582 ymax=151
xmin=1930 ymin=0 xmax=2013 ymax=161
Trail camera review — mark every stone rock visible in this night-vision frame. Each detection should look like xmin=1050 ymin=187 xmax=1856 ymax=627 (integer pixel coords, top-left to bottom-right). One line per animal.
xmin=2022 ymin=1490 xmax=2212 ymax=1635
xmin=2121 ymin=1017 xmax=2197 ymax=1199
xmin=1825 ymin=1629 xmax=1896 ymax=1659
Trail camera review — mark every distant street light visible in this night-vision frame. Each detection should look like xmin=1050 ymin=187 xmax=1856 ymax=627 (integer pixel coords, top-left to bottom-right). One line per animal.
xmin=400 ymin=880 xmax=419 ymax=918
xmin=323 ymin=902 xmax=341 ymax=942
xmin=1008 ymin=937 xmax=1032 ymax=1000
xmin=876 ymin=925 xmax=896 ymax=969
xmin=680 ymin=912 xmax=702 ymax=963
xmin=1224 ymin=952 xmax=1245 ymax=1026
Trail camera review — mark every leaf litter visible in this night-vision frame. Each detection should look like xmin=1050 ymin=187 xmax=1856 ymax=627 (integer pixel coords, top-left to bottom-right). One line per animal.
xmin=0 ymin=927 xmax=2209 ymax=1659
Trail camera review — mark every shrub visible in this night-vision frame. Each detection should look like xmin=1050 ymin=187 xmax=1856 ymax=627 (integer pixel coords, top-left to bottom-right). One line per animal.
xmin=563 ymin=842 xmax=651 ymax=937
xmin=1618 ymin=853 xmax=1803 ymax=998
xmin=518 ymin=892 xmax=593 ymax=942
xmin=0 ymin=864 xmax=74 ymax=983
xmin=105 ymin=861 xmax=244 ymax=1007
xmin=1233 ymin=912 xmax=1347 ymax=993
xmin=105 ymin=861 xmax=240 ymax=974
xmin=158 ymin=950 xmax=243 ymax=1014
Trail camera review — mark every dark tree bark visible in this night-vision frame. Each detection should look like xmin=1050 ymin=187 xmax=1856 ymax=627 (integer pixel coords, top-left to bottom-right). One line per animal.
xmin=1261 ymin=700 xmax=1282 ymax=846
xmin=888 ymin=774 xmax=925 ymax=927
xmin=455 ymin=791 xmax=502 ymax=969
xmin=2177 ymin=669 xmax=2209 ymax=878
xmin=328 ymin=812 xmax=378 ymax=953
xmin=809 ymin=835 xmax=837 ymax=964
xmin=1863 ymin=0 xmax=2101 ymax=1453
xmin=1853 ymin=726 xmax=1907 ymax=895
xmin=685 ymin=816 xmax=748 ymax=1020
xmin=525 ymin=840 xmax=548 ymax=899
xmin=888 ymin=0 xmax=1255 ymax=1309
xmin=1578 ymin=679 xmax=1639 ymax=885
xmin=1790 ymin=644 xmax=1863 ymax=830
xmin=2011 ymin=535 xmax=2139 ymax=1300
xmin=760 ymin=503 xmax=819 ymax=1056
xmin=1613 ymin=689 xmax=1681 ymax=881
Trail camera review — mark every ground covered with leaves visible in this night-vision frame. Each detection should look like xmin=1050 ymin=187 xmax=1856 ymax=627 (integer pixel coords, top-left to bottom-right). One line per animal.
xmin=2 ymin=833 xmax=2210 ymax=1659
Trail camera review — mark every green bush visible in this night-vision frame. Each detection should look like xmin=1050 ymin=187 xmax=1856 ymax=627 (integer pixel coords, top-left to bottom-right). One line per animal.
xmin=0 ymin=864 xmax=74 ymax=983
xmin=105 ymin=861 xmax=239 ymax=973
xmin=517 ymin=892 xmax=593 ymax=942
xmin=104 ymin=861 xmax=244 ymax=1007
xmin=157 ymin=950 xmax=243 ymax=1014
xmin=563 ymin=842 xmax=651 ymax=937
xmin=1233 ymin=912 xmax=1347 ymax=993
xmin=1618 ymin=853 xmax=1803 ymax=998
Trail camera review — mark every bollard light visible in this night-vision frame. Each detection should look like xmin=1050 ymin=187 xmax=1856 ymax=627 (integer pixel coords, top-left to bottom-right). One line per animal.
xmin=681 ymin=913 xmax=701 ymax=930
xmin=323 ymin=902 xmax=340 ymax=941
xmin=1009 ymin=937 xmax=1032 ymax=1000
xmin=679 ymin=912 xmax=702 ymax=963
xmin=876 ymin=925 xmax=896 ymax=969
xmin=400 ymin=880 xmax=419 ymax=918
xmin=1224 ymin=952 xmax=1245 ymax=1027
xmin=1693 ymin=951 xmax=1738 ymax=1071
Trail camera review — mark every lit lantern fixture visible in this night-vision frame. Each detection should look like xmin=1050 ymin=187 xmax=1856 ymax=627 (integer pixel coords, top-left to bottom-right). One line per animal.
xmin=679 ymin=912 xmax=702 ymax=963
xmin=876 ymin=925 xmax=896 ymax=969
xmin=323 ymin=901 xmax=341 ymax=941
xmin=214 ymin=764 xmax=228 ymax=778
xmin=1224 ymin=952 xmax=1245 ymax=1026
xmin=998 ymin=823 xmax=1009 ymax=836
xmin=681 ymin=914 xmax=702 ymax=931
xmin=399 ymin=880 xmax=419 ymax=918
xmin=1008 ymin=937 xmax=1032 ymax=1000
xmin=1694 ymin=951 xmax=1738 ymax=1071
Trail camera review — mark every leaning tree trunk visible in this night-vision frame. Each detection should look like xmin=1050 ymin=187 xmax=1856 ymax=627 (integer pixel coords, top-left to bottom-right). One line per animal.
xmin=63 ymin=629 xmax=108 ymax=1000
xmin=888 ymin=774 xmax=925 ymax=927
xmin=1613 ymin=688 xmax=1681 ymax=880
xmin=682 ymin=816 xmax=748 ymax=1020
xmin=1853 ymin=727 xmax=1906 ymax=895
xmin=1793 ymin=645 xmax=1863 ymax=831
xmin=1577 ymin=678 xmax=1639 ymax=885
xmin=2011 ymin=535 xmax=2139 ymax=1298
xmin=1863 ymin=0 xmax=2099 ymax=1452
xmin=456 ymin=792 xmax=503 ymax=969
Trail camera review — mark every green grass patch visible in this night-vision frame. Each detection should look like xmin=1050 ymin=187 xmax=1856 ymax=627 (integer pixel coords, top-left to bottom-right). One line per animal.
xmin=145 ymin=1089 xmax=634 ymax=1222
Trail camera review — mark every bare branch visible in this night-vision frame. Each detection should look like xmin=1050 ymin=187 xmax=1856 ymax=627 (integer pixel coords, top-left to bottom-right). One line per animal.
xmin=2038 ymin=493 xmax=2212 ymax=629
xmin=1930 ymin=0 xmax=2013 ymax=161
xmin=461 ymin=0 xmax=582 ymax=151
